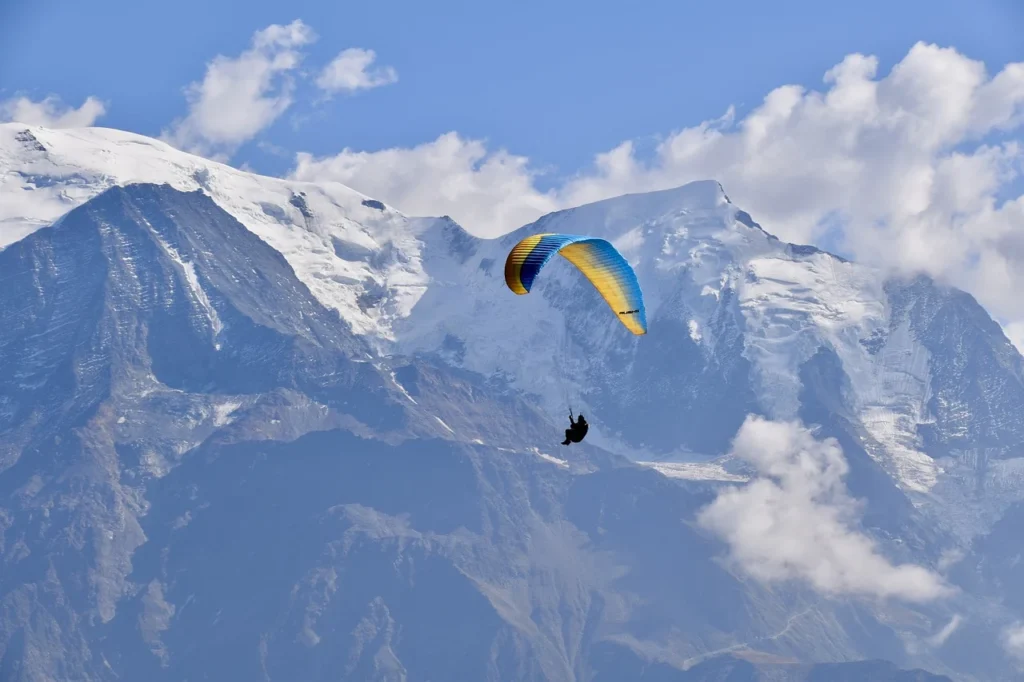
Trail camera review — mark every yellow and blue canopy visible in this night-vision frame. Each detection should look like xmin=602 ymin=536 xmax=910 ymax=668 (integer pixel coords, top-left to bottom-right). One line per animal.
xmin=504 ymin=233 xmax=647 ymax=335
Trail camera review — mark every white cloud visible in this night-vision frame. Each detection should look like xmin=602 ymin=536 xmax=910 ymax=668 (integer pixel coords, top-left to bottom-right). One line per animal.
xmin=162 ymin=19 xmax=316 ymax=158
xmin=928 ymin=614 xmax=962 ymax=648
xmin=292 ymin=132 xmax=560 ymax=233
xmin=289 ymin=42 xmax=1024 ymax=345
xmin=696 ymin=416 xmax=952 ymax=603
xmin=937 ymin=547 xmax=966 ymax=573
xmin=316 ymin=48 xmax=397 ymax=94
xmin=1003 ymin=322 xmax=1024 ymax=354
xmin=0 ymin=95 xmax=107 ymax=128
xmin=905 ymin=613 xmax=963 ymax=655
xmin=1003 ymin=623 xmax=1024 ymax=662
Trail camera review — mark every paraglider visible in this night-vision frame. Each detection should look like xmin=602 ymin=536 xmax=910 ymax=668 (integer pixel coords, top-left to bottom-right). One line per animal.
xmin=561 ymin=410 xmax=588 ymax=446
xmin=503 ymin=233 xmax=648 ymax=335
xmin=503 ymin=233 xmax=647 ymax=445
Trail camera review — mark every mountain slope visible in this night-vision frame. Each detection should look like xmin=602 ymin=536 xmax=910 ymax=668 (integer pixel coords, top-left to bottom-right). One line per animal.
xmin=4 ymin=124 xmax=1024 ymax=679
xmin=0 ymin=182 xmax=571 ymax=681
xmin=0 ymin=180 xmax=863 ymax=682
xmin=0 ymin=123 xmax=437 ymax=342
xmin=0 ymin=180 xmax=944 ymax=682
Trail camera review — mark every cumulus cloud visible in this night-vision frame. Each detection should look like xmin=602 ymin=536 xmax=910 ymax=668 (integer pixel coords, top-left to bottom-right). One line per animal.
xmin=290 ymin=42 xmax=1024 ymax=344
xmin=292 ymin=132 xmax=560 ymax=234
xmin=0 ymin=95 xmax=107 ymax=128
xmin=696 ymin=416 xmax=952 ymax=603
xmin=162 ymin=19 xmax=316 ymax=158
xmin=316 ymin=48 xmax=397 ymax=94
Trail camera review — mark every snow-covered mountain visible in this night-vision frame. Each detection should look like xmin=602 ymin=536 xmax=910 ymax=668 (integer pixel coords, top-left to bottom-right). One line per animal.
xmin=2 ymin=122 xmax=1023 ymax=681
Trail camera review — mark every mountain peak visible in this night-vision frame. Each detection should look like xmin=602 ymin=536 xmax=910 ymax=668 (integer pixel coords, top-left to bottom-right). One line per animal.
xmin=604 ymin=178 xmax=732 ymax=208
xmin=0 ymin=123 xmax=395 ymax=248
xmin=505 ymin=179 xmax=735 ymax=243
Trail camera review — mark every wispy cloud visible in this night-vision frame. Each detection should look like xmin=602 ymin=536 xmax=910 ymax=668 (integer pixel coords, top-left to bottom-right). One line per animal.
xmin=928 ymin=614 xmax=963 ymax=648
xmin=0 ymin=95 xmax=107 ymax=128
xmin=162 ymin=19 xmax=316 ymax=159
xmin=904 ymin=613 xmax=963 ymax=656
xmin=315 ymin=48 xmax=397 ymax=94
xmin=696 ymin=416 xmax=952 ymax=603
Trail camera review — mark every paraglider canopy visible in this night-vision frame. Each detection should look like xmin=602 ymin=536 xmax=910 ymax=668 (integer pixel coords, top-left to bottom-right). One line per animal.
xmin=504 ymin=233 xmax=648 ymax=335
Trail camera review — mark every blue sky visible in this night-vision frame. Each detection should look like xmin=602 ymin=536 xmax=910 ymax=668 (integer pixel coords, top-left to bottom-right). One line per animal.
xmin=3 ymin=0 xmax=1020 ymax=181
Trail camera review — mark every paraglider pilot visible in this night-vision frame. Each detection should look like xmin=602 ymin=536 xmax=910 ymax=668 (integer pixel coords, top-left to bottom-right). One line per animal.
xmin=561 ymin=410 xmax=588 ymax=446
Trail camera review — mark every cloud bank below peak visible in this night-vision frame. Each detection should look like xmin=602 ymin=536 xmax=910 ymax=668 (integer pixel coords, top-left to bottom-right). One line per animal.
xmin=697 ymin=416 xmax=953 ymax=604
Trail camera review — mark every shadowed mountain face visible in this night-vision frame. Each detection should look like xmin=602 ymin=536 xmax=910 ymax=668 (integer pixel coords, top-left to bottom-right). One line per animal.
xmin=0 ymin=184 xmax=751 ymax=682
xmin=0 ymin=176 xmax=1004 ymax=682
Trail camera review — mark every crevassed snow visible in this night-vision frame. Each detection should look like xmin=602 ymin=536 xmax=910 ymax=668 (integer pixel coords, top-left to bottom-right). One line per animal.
xmin=855 ymin=321 xmax=939 ymax=493
xmin=735 ymin=247 xmax=940 ymax=492
xmin=738 ymin=251 xmax=886 ymax=420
